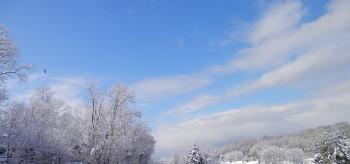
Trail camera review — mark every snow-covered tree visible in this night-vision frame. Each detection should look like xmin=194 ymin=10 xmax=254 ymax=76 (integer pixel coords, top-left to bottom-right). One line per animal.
xmin=85 ymin=82 xmax=105 ymax=162
xmin=223 ymin=151 xmax=244 ymax=162
xmin=314 ymin=129 xmax=350 ymax=164
xmin=0 ymin=84 xmax=155 ymax=163
xmin=168 ymin=153 xmax=186 ymax=164
xmin=187 ymin=144 xmax=204 ymax=164
xmin=0 ymin=86 xmax=84 ymax=163
xmin=260 ymin=145 xmax=287 ymax=164
xmin=0 ymin=24 xmax=156 ymax=163
xmin=0 ymin=24 xmax=30 ymax=104
xmin=285 ymin=148 xmax=305 ymax=164
xmin=85 ymin=84 xmax=155 ymax=164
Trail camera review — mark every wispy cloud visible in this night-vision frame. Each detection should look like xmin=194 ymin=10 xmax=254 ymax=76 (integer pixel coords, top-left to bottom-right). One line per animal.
xmin=168 ymin=0 xmax=350 ymax=115
xmin=210 ymin=0 xmax=350 ymax=74
xmin=153 ymin=0 xmax=350 ymax=156
xmin=155 ymin=79 xmax=350 ymax=156
xmin=166 ymin=94 xmax=220 ymax=115
xmin=131 ymin=74 xmax=212 ymax=102
xmin=247 ymin=0 xmax=304 ymax=45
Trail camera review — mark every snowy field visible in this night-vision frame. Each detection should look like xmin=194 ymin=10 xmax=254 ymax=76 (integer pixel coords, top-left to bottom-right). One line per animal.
xmin=220 ymin=161 xmax=259 ymax=164
xmin=220 ymin=159 xmax=314 ymax=164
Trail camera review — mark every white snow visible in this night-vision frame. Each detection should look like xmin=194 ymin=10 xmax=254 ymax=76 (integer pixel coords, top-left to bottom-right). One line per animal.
xmin=220 ymin=159 xmax=314 ymax=164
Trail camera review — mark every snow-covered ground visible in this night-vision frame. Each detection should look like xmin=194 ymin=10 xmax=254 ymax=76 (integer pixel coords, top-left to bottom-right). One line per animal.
xmin=220 ymin=161 xmax=258 ymax=164
xmin=221 ymin=159 xmax=314 ymax=164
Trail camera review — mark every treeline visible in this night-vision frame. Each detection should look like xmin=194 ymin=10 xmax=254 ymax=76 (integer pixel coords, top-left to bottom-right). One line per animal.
xmin=215 ymin=122 xmax=350 ymax=163
xmin=0 ymin=85 xmax=155 ymax=163
xmin=164 ymin=122 xmax=350 ymax=164
xmin=0 ymin=25 xmax=155 ymax=163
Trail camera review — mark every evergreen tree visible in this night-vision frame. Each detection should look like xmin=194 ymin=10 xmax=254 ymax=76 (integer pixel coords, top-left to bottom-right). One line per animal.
xmin=314 ymin=129 xmax=350 ymax=164
xmin=187 ymin=144 xmax=204 ymax=164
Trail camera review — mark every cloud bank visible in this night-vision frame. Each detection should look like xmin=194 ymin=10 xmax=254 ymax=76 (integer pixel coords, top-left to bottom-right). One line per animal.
xmin=155 ymin=80 xmax=350 ymax=156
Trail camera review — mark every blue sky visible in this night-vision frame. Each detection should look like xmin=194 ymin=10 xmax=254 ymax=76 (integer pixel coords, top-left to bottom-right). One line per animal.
xmin=2 ymin=0 xmax=350 ymax=158
xmin=1 ymin=0 xmax=258 ymax=77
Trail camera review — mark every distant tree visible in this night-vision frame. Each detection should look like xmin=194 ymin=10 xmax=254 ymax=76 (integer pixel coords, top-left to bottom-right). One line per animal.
xmin=187 ymin=144 xmax=204 ymax=164
xmin=286 ymin=148 xmax=305 ymax=164
xmin=168 ymin=153 xmax=185 ymax=164
xmin=260 ymin=145 xmax=287 ymax=164
xmin=223 ymin=151 xmax=244 ymax=162
xmin=248 ymin=142 xmax=266 ymax=160
xmin=150 ymin=158 xmax=166 ymax=164
xmin=314 ymin=129 xmax=350 ymax=164
xmin=236 ymin=139 xmax=257 ymax=158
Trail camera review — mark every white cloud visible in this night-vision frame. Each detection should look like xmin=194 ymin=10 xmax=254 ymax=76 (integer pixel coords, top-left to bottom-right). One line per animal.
xmin=154 ymin=80 xmax=350 ymax=156
xmin=210 ymin=0 xmax=350 ymax=74
xmin=166 ymin=94 xmax=220 ymax=115
xmin=9 ymin=74 xmax=90 ymax=115
xmin=47 ymin=76 xmax=89 ymax=114
xmin=169 ymin=0 xmax=350 ymax=115
xmin=131 ymin=74 xmax=212 ymax=102
xmin=228 ymin=40 xmax=350 ymax=97
xmin=155 ymin=1 xmax=350 ymax=157
xmin=247 ymin=0 xmax=304 ymax=44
